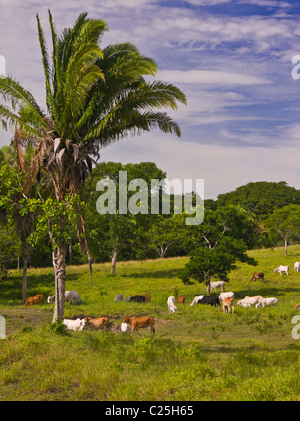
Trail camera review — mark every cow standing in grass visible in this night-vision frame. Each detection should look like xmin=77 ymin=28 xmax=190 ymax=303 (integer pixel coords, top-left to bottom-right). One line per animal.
xmin=123 ymin=316 xmax=155 ymax=335
xmin=24 ymin=294 xmax=43 ymax=306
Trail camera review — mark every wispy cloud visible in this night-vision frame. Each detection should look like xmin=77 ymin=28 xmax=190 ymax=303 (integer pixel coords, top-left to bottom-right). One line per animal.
xmin=156 ymin=69 xmax=271 ymax=85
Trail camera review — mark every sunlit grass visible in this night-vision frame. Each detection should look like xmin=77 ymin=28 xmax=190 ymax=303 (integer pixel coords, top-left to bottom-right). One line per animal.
xmin=0 ymin=245 xmax=300 ymax=400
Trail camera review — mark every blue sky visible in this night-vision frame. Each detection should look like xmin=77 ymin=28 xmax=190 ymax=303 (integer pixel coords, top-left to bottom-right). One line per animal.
xmin=0 ymin=0 xmax=300 ymax=199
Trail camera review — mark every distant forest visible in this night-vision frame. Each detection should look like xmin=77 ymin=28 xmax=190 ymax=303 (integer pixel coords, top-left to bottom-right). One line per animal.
xmin=1 ymin=152 xmax=300 ymax=272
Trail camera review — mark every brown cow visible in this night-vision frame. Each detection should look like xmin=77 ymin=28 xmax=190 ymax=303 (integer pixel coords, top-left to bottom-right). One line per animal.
xmin=142 ymin=295 xmax=151 ymax=302
xmin=176 ymin=295 xmax=185 ymax=304
xmin=123 ymin=316 xmax=155 ymax=335
xmin=84 ymin=316 xmax=109 ymax=330
xmin=24 ymin=294 xmax=43 ymax=306
xmin=222 ymin=297 xmax=234 ymax=313
xmin=294 ymin=303 xmax=300 ymax=310
xmin=251 ymin=272 xmax=264 ymax=282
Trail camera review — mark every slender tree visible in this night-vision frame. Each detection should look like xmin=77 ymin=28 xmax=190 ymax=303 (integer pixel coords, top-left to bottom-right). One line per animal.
xmin=0 ymin=11 xmax=186 ymax=320
xmin=265 ymin=204 xmax=300 ymax=256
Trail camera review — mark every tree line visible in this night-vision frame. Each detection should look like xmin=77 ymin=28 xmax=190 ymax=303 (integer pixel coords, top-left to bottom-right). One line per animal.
xmin=1 ymin=150 xmax=300 ymax=290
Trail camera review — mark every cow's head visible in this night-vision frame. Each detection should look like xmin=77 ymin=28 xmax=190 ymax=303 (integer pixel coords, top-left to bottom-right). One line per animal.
xmin=123 ymin=316 xmax=131 ymax=325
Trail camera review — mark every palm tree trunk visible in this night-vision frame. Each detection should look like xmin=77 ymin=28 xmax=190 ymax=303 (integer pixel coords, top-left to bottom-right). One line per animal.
xmin=52 ymin=240 xmax=67 ymax=322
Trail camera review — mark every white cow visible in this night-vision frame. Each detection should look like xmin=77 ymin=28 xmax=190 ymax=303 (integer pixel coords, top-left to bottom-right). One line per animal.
xmin=237 ymin=295 xmax=264 ymax=307
xmin=190 ymin=295 xmax=204 ymax=306
xmin=219 ymin=292 xmax=235 ymax=301
xmin=47 ymin=290 xmax=82 ymax=305
xmin=121 ymin=322 xmax=131 ymax=332
xmin=294 ymin=262 xmax=300 ymax=273
xmin=114 ymin=294 xmax=124 ymax=302
xmin=63 ymin=318 xmax=85 ymax=331
xmin=274 ymin=265 xmax=289 ymax=275
xmin=167 ymin=296 xmax=177 ymax=314
xmin=255 ymin=297 xmax=278 ymax=308
xmin=210 ymin=281 xmax=225 ymax=292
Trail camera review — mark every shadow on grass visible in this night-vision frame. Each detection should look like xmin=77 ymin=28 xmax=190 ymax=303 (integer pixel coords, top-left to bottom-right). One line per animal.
xmin=235 ymin=287 xmax=300 ymax=299
xmin=0 ymin=271 xmax=81 ymax=306
xmin=123 ymin=269 xmax=182 ymax=279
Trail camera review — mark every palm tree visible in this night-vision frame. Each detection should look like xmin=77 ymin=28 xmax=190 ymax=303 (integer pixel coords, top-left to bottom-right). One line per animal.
xmin=0 ymin=11 xmax=186 ymax=321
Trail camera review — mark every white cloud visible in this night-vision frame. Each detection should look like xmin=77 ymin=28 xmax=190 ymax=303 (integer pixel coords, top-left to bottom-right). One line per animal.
xmin=156 ymin=69 xmax=271 ymax=85
xmin=98 ymin=132 xmax=300 ymax=199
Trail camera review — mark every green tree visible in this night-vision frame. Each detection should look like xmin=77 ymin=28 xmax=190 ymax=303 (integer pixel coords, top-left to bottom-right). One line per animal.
xmin=0 ymin=140 xmax=42 ymax=302
xmin=84 ymin=161 xmax=167 ymax=271
xmin=144 ymin=214 xmax=186 ymax=258
xmin=180 ymin=238 xmax=256 ymax=294
xmin=217 ymin=181 xmax=300 ymax=219
xmin=181 ymin=206 xmax=257 ymax=294
xmin=0 ymin=224 xmax=21 ymax=280
xmin=265 ymin=204 xmax=300 ymax=256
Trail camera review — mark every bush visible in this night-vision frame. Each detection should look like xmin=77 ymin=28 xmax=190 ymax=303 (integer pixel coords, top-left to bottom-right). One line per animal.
xmin=50 ymin=320 xmax=69 ymax=336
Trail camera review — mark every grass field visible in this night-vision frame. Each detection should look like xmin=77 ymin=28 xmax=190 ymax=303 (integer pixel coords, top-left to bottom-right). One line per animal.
xmin=1 ymin=245 xmax=300 ymax=401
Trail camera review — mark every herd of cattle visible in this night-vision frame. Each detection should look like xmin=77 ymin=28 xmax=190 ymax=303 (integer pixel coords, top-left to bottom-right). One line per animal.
xmin=22 ymin=262 xmax=300 ymax=334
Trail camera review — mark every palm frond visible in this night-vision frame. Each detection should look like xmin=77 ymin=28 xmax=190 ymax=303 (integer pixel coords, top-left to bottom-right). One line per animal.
xmin=0 ymin=76 xmax=46 ymax=128
xmin=0 ymin=104 xmax=42 ymax=137
xmin=36 ymin=14 xmax=54 ymax=115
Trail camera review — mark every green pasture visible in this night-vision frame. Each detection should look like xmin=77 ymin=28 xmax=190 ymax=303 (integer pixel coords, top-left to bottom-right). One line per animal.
xmin=1 ymin=246 xmax=300 ymax=401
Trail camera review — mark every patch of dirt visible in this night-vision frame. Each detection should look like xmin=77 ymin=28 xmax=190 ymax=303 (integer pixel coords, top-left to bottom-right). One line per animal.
xmin=1 ymin=307 xmax=53 ymax=335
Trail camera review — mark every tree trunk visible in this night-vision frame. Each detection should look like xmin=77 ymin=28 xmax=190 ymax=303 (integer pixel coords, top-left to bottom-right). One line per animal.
xmin=22 ymin=243 xmax=29 ymax=303
xmin=76 ymin=213 xmax=93 ymax=282
xmin=85 ymin=238 xmax=93 ymax=282
xmin=111 ymin=249 xmax=118 ymax=274
xmin=206 ymin=272 xmax=211 ymax=295
xmin=52 ymin=240 xmax=67 ymax=322
xmin=206 ymin=283 xmax=211 ymax=295
xmin=68 ymin=238 xmax=73 ymax=264
xmin=284 ymin=238 xmax=288 ymax=256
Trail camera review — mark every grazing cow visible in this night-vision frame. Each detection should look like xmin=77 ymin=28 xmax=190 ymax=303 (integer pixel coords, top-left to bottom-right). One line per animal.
xmin=294 ymin=262 xmax=300 ymax=273
xmin=237 ymin=295 xmax=263 ymax=307
xmin=190 ymin=295 xmax=204 ymax=306
xmin=197 ymin=295 xmax=220 ymax=306
xmin=114 ymin=294 xmax=124 ymax=302
xmin=128 ymin=295 xmax=146 ymax=303
xmin=121 ymin=322 xmax=131 ymax=332
xmin=65 ymin=290 xmax=82 ymax=305
xmin=255 ymin=297 xmax=278 ymax=308
xmin=176 ymin=295 xmax=186 ymax=304
xmin=222 ymin=297 xmax=234 ymax=313
xmin=274 ymin=265 xmax=289 ymax=275
xmin=47 ymin=290 xmax=82 ymax=305
xmin=123 ymin=316 xmax=155 ymax=335
xmin=294 ymin=303 xmax=300 ymax=310
xmin=167 ymin=296 xmax=178 ymax=313
xmin=219 ymin=292 xmax=235 ymax=302
xmin=251 ymin=272 xmax=264 ymax=282
xmin=63 ymin=318 xmax=85 ymax=331
xmin=24 ymin=294 xmax=43 ymax=306
xmin=84 ymin=316 xmax=109 ymax=330
xmin=210 ymin=281 xmax=225 ymax=292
